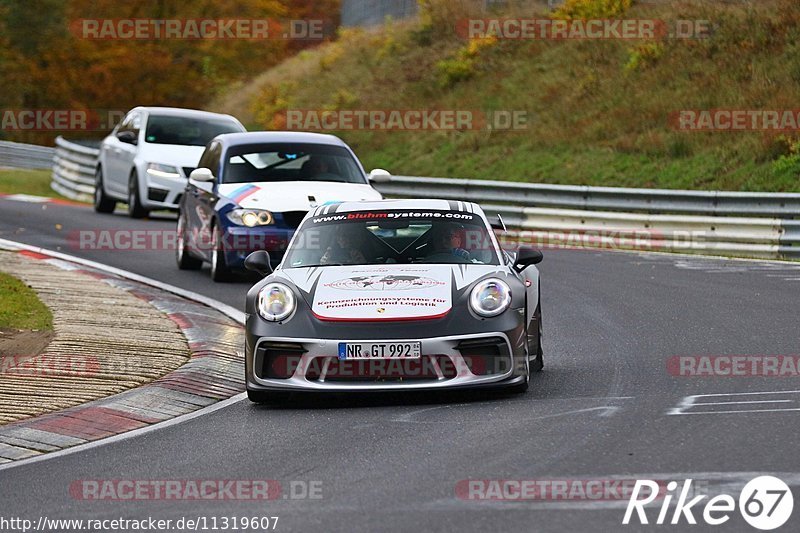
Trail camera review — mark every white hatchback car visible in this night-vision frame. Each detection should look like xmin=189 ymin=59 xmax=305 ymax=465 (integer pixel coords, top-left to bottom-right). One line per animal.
xmin=94 ymin=107 xmax=245 ymax=217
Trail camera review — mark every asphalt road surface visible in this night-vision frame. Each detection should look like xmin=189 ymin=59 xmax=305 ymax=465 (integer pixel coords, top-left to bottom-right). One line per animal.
xmin=1 ymin=196 xmax=799 ymax=532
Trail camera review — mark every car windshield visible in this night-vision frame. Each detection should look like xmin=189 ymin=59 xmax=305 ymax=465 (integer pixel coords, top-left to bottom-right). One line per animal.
xmin=283 ymin=210 xmax=500 ymax=267
xmin=144 ymin=115 xmax=241 ymax=146
xmin=222 ymin=143 xmax=366 ymax=184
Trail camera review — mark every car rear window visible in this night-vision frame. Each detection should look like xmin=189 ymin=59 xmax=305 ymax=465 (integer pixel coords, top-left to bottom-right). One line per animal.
xmin=144 ymin=115 xmax=241 ymax=146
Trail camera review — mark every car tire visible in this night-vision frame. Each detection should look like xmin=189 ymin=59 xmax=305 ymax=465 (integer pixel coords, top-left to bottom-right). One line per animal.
xmin=127 ymin=171 xmax=149 ymax=219
xmin=176 ymin=212 xmax=202 ymax=270
xmin=247 ymin=389 xmax=291 ymax=404
xmin=93 ymin=166 xmax=116 ymax=213
xmin=530 ymin=302 xmax=544 ymax=372
xmin=210 ymin=224 xmax=233 ymax=282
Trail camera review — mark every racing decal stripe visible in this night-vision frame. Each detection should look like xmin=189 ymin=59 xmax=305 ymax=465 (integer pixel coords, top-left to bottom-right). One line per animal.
xmin=229 ymin=184 xmax=260 ymax=204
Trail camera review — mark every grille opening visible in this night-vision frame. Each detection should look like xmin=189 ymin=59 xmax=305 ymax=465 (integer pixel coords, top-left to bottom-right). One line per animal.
xmin=282 ymin=211 xmax=308 ymax=229
xmin=456 ymin=337 xmax=511 ymax=376
xmin=174 ymin=193 xmax=183 ymax=206
xmin=257 ymin=342 xmax=306 ymax=379
xmin=147 ymin=187 xmax=168 ymax=202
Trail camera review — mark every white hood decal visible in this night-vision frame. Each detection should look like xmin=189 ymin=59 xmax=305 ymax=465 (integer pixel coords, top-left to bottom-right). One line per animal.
xmin=279 ymin=264 xmax=508 ymax=321
xmin=218 ymin=181 xmax=381 ymax=211
xmin=310 ymin=265 xmax=453 ymax=321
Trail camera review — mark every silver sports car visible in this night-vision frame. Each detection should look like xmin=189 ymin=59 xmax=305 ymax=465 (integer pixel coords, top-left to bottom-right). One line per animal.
xmin=243 ymin=199 xmax=543 ymax=402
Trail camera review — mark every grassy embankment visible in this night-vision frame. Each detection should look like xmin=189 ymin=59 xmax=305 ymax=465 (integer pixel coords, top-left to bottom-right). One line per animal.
xmin=215 ymin=0 xmax=800 ymax=191
xmin=0 ymin=271 xmax=52 ymax=332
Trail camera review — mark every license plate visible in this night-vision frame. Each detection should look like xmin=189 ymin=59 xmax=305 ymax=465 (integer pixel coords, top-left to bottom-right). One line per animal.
xmin=338 ymin=342 xmax=421 ymax=360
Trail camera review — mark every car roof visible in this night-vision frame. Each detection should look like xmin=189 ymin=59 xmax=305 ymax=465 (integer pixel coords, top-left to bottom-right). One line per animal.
xmin=131 ymin=106 xmax=241 ymax=122
xmin=310 ymin=199 xmax=485 ymax=218
xmin=211 ymin=131 xmax=349 ymax=148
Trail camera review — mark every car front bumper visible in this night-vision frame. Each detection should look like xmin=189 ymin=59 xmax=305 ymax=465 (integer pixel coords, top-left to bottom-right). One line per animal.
xmin=140 ymin=172 xmax=187 ymax=210
xmin=245 ymin=331 xmax=528 ymax=392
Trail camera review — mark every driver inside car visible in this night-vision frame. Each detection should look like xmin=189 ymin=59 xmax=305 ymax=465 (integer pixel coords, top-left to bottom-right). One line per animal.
xmin=301 ymin=156 xmax=339 ymax=180
xmin=428 ymin=224 xmax=470 ymax=260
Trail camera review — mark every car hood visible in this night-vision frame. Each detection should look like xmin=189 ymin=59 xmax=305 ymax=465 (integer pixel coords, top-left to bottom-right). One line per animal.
xmin=280 ymin=264 xmax=506 ymax=322
xmin=138 ymin=143 xmax=205 ymax=167
xmin=217 ymin=181 xmax=381 ymax=212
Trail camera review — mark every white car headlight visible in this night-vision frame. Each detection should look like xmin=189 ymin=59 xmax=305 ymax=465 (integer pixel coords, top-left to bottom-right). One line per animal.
xmin=227 ymin=208 xmax=274 ymax=227
xmin=257 ymin=283 xmax=296 ymax=322
xmin=470 ymin=278 xmax=511 ymax=317
xmin=146 ymin=163 xmax=181 ymax=179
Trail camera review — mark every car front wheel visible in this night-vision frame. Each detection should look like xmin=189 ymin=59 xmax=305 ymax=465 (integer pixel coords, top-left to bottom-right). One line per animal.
xmin=127 ymin=171 xmax=149 ymax=219
xmin=176 ymin=212 xmax=202 ymax=270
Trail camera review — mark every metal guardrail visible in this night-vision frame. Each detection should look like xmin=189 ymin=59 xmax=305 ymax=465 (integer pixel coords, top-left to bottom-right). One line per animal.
xmin=0 ymin=140 xmax=56 ymax=170
xmin=378 ymin=176 xmax=800 ymax=218
xmin=35 ymin=137 xmax=800 ymax=260
xmin=51 ymin=136 xmax=98 ymax=202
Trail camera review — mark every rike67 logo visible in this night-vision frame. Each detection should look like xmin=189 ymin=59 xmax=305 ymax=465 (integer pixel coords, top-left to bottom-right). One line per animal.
xmin=623 ymin=476 xmax=793 ymax=530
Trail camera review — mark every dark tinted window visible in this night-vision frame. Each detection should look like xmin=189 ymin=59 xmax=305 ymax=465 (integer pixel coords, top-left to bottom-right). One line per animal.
xmin=197 ymin=142 xmax=222 ymax=176
xmin=144 ymin=115 xmax=241 ymax=146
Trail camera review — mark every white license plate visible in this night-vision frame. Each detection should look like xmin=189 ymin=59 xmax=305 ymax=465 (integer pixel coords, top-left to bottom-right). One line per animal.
xmin=338 ymin=342 xmax=421 ymax=360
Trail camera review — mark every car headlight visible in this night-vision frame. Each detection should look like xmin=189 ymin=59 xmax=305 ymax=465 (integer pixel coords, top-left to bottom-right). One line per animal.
xmin=469 ymin=278 xmax=511 ymax=317
xmin=227 ymin=208 xmax=274 ymax=227
xmin=146 ymin=163 xmax=181 ymax=179
xmin=257 ymin=283 xmax=296 ymax=322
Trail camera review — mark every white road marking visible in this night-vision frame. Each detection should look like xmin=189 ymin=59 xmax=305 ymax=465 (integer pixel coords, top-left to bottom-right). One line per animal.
xmin=668 ymin=390 xmax=800 ymax=415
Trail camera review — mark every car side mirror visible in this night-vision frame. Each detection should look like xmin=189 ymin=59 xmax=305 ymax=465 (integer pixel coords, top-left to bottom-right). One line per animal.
xmin=368 ymin=169 xmax=391 ymax=183
xmin=189 ymin=168 xmax=215 ymax=182
xmin=244 ymin=251 xmax=273 ymax=276
xmin=514 ymin=246 xmax=543 ymax=272
xmin=116 ymin=130 xmax=138 ymax=145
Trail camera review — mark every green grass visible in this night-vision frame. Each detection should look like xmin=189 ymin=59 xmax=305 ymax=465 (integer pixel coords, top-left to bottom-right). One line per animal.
xmin=214 ymin=0 xmax=800 ymax=192
xmin=0 ymin=169 xmax=76 ymax=200
xmin=0 ymin=271 xmax=53 ymax=331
